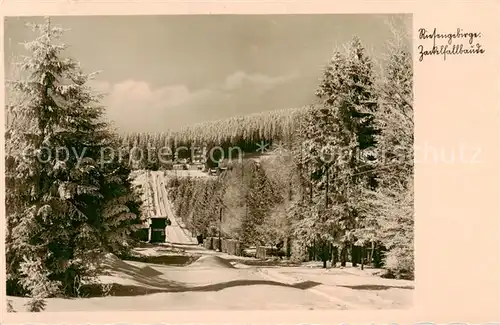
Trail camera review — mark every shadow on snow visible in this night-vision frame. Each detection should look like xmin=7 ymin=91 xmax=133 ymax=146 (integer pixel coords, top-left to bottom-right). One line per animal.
xmin=84 ymin=279 xmax=322 ymax=297
xmin=337 ymin=284 xmax=414 ymax=290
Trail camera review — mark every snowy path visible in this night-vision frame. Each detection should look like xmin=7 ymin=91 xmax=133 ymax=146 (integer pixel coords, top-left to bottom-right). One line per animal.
xmin=6 ymin=170 xmax=413 ymax=312
xmin=149 ymin=171 xmax=196 ymax=245
xmin=7 ymin=243 xmax=413 ymax=312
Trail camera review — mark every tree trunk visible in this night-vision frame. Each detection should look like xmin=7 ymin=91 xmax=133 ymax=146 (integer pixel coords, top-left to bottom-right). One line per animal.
xmin=340 ymin=244 xmax=347 ymax=267
xmin=331 ymin=245 xmax=338 ymax=268
xmin=309 ymin=168 xmax=313 ymax=202
xmin=321 ymin=240 xmax=328 ymax=268
xmin=325 ymin=166 xmax=329 ymax=208
xmin=351 ymin=244 xmax=359 ymax=267
xmin=373 ymin=242 xmax=383 ymax=268
xmin=321 ymin=244 xmax=328 ymax=269
xmin=368 ymin=241 xmax=375 ymax=265
xmin=218 ymin=207 xmax=222 ymax=251
xmin=312 ymin=239 xmax=316 ymax=261
xmin=361 ymin=246 xmax=365 ymax=270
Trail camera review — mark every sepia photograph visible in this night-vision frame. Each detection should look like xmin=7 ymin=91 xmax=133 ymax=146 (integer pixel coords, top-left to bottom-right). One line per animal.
xmin=4 ymin=14 xmax=414 ymax=312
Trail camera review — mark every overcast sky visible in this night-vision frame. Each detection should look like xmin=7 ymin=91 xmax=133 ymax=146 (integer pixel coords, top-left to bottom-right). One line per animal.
xmin=4 ymin=15 xmax=411 ymax=133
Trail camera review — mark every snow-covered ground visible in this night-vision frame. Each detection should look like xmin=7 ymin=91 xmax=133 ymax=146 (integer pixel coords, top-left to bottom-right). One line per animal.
xmin=7 ymin=170 xmax=413 ymax=312
xmin=8 ymin=243 xmax=413 ymax=312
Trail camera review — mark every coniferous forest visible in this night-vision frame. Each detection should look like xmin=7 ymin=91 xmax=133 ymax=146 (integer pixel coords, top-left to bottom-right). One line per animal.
xmin=4 ymin=16 xmax=413 ymax=312
xmin=163 ymin=34 xmax=413 ymax=278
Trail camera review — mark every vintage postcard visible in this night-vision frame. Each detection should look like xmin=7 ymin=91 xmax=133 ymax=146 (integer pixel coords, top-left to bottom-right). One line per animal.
xmin=0 ymin=1 xmax=499 ymax=324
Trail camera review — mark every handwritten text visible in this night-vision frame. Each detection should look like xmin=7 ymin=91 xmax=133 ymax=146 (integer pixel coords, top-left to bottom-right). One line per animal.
xmin=417 ymin=28 xmax=485 ymax=62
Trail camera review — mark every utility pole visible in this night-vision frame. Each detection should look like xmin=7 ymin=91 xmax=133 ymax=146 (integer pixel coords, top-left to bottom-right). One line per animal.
xmin=217 ymin=170 xmax=225 ymax=252
xmin=320 ymin=165 xmax=330 ymax=268
xmin=325 ymin=165 xmax=329 ymax=209
xmin=192 ymin=213 xmax=196 ymax=240
xmin=218 ymin=206 xmax=222 ymax=251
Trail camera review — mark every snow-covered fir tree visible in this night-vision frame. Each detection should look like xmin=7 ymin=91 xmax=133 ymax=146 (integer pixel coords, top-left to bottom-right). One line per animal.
xmin=292 ymin=100 xmax=352 ymax=266
xmin=99 ymin=135 xmax=143 ymax=257
xmin=356 ymin=21 xmax=414 ymax=278
xmin=290 ymin=37 xmax=380 ymax=267
xmin=5 ymin=17 xmax=141 ymax=308
xmin=243 ymin=161 xmax=281 ymax=246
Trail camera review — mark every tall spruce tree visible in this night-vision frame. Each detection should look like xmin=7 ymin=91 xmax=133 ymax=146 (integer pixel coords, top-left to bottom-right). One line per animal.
xmin=356 ymin=22 xmax=414 ymax=278
xmin=292 ymin=100 xmax=351 ymax=267
xmin=240 ymin=161 xmax=278 ymax=246
xmin=319 ymin=37 xmax=379 ymax=259
xmin=292 ymin=37 xmax=379 ymax=267
xmin=5 ymin=17 xmax=141 ymax=308
xmin=99 ymin=136 xmax=142 ymax=257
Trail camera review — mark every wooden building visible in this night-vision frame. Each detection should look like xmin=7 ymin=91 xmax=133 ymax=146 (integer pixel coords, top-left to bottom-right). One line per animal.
xmin=147 ymin=217 xmax=171 ymax=243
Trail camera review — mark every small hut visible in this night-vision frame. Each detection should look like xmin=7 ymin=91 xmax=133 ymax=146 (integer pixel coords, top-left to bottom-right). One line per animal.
xmin=147 ymin=216 xmax=171 ymax=243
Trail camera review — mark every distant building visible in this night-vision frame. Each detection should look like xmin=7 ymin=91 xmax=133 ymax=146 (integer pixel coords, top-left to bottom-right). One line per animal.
xmin=173 ymin=164 xmax=185 ymax=170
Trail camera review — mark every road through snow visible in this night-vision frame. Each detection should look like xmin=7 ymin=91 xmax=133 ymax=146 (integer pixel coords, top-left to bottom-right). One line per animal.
xmin=149 ymin=171 xmax=197 ymax=245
